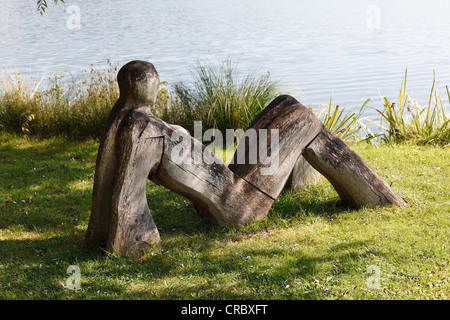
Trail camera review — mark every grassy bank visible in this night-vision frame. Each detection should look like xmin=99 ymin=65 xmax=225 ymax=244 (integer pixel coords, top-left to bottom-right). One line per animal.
xmin=2 ymin=60 xmax=449 ymax=145
xmin=0 ymin=132 xmax=449 ymax=299
xmin=0 ymin=62 xmax=119 ymax=140
xmin=0 ymin=59 xmax=284 ymax=140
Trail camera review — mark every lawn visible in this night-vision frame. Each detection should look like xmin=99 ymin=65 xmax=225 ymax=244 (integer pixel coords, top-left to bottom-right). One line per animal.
xmin=0 ymin=132 xmax=449 ymax=300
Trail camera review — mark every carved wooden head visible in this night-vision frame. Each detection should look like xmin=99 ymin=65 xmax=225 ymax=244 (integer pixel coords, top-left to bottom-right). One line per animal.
xmin=117 ymin=60 xmax=160 ymax=106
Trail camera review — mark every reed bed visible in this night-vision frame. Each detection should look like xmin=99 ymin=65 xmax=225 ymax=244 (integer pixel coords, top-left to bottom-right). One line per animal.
xmin=374 ymin=70 xmax=450 ymax=147
xmin=1 ymin=61 xmax=449 ymax=146
xmin=0 ymin=61 xmax=119 ymax=139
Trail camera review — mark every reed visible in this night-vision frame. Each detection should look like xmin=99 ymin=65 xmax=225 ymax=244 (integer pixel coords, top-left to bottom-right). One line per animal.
xmin=2 ymin=61 xmax=449 ymax=146
xmin=0 ymin=61 xmax=119 ymax=139
xmin=158 ymin=58 xmax=283 ymax=135
xmin=314 ymin=93 xmax=377 ymax=142
xmin=374 ymin=70 xmax=450 ymax=146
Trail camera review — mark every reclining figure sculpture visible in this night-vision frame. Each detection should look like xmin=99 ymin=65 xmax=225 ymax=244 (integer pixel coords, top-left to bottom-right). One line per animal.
xmin=85 ymin=60 xmax=406 ymax=256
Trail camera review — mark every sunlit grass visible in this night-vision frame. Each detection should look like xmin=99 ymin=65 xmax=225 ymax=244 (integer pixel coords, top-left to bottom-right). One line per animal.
xmin=3 ymin=60 xmax=448 ymax=146
xmin=156 ymin=57 xmax=283 ymax=135
xmin=0 ymin=61 xmax=119 ymax=139
xmin=1 ymin=132 xmax=449 ymax=299
xmin=375 ymin=69 xmax=450 ymax=146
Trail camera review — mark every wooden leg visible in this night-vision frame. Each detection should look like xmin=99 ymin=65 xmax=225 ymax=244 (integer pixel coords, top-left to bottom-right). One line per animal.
xmin=228 ymin=95 xmax=324 ymax=199
xmin=302 ymin=127 xmax=407 ymax=208
xmin=143 ymin=116 xmax=275 ymax=225
xmin=283 ymin=155 xmax=322 ymax=191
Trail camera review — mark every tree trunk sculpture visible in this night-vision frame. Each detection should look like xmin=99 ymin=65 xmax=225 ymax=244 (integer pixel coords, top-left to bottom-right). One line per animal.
xmin=85 ymin=60 xmax=406 ymax=256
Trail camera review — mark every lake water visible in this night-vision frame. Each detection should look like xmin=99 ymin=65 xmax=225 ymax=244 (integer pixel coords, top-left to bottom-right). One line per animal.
xmin=2 ymin=0 xmax=450 ymax=117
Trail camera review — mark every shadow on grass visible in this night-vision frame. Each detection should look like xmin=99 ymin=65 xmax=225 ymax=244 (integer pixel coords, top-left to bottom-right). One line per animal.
xmin=1 ymin=134 xmax=371 ymax=299
xmin=0 ymin=135 xmax=98 ymax=232
xmin=0 ymin=182 xmax=366 ymax=299
xmin=1 ymin=235 xmax=377 ymax=299
xmin=147 ymin=183 xmax=354 ymax=237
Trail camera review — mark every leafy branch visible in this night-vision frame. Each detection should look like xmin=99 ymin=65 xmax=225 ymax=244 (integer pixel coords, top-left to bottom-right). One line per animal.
xmin=37 ymin=0 xmax=65 ymax=15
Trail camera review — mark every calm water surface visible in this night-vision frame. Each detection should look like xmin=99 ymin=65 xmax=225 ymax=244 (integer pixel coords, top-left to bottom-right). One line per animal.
xmin=2 ymin=0 xmax=450 ymax=115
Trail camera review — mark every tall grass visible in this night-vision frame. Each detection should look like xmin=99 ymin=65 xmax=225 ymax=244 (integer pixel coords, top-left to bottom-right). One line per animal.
xmin=314 ymin=93 xmax=377 ymax=142
xmin=375 ymin=70 xmax=450 ymax=146
xmin=0 ymin=61 xmax=119 ymax=139
xmin=2 ymin=60 xmax=449 ymax=146
xmin=157 ymin=59 xmax=373 ymax=142
xmin=157 ymin=58 xmax=283 ymax=135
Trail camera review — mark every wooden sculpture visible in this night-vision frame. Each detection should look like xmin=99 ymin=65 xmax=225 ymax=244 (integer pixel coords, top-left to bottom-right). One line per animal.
xmin=85 ymin=60 xmax=406 ymax=256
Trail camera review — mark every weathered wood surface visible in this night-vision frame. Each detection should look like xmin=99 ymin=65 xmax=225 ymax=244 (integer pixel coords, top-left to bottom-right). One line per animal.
xmin=228 ymin=95 xmax=324 ymax=199
xmin=86 ymin=60 xmax=406 ymax=256
xmin=106 ymin=113 xmax=163 ymax=255
xmin=102 ymin=110 xmax=275 ymax=255
xmin=137 ymin=111 xmax=275 ymax=226
xmin=302 ymin=127 xmax=407 ymax=208
xmin=283 ymin=155 xmax=322 ymax=191
xmin=86 ymin=60 xmax=275 ymax=255
xmin=85 ymin=61 xmax=160 ymax=249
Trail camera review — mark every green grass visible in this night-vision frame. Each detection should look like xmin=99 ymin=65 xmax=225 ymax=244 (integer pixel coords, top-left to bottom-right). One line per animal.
xmin=3 ymin=60 xmax=449 ymax=146
xmin=314 ymin=93 xmax=375 ymax=142
xmin=375 ymin=69 xmax=450 ymax=146
xmin=0 ymin=61 xmax=119 ymax=140
xmin=156 ymin=57 xmax=283 ymax=135
xmin=1 ymin=132 xmax=449 ymax=300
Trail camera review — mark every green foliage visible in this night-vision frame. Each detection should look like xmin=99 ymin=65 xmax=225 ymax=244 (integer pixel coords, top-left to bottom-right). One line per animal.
xmin=37 ymin=0 xmax=65 ymax=15
xmin=2 ymin=60 xmax=449 ymax=146
xmin=0 ymin=58 xmax=283 ymax=141
xmin=158 ymin=58 xmax=283 ymax=135
xmin=0 ymin=61 xmax=119 ymax=139
xmin=315 ymin=93 xmax=377 ymax=142
xmin=374 ymin=70 xmax=450 ymax=146
xmin=156 ymin=58 xmax=379 ymax=143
